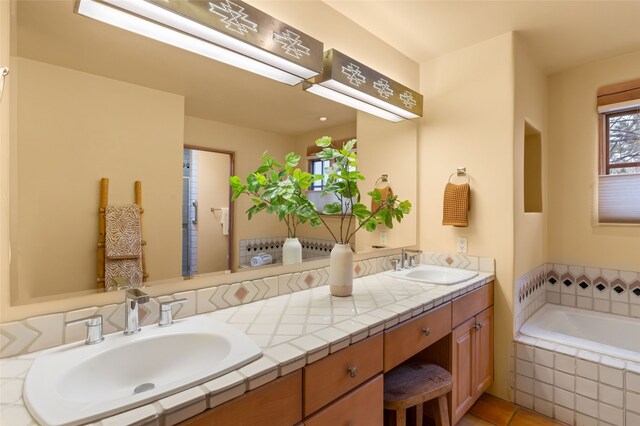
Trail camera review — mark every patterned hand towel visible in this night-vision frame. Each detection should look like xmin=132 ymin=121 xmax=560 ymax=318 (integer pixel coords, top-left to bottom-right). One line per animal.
xmin=105 ymin=205 xmax=143 ymax=288
xmin=442 ymin=183 xmax=470 ymax=227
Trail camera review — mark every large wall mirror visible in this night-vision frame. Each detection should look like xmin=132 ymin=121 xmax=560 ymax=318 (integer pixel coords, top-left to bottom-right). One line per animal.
xmin=8 ymin=0 xmax=417 ymax=306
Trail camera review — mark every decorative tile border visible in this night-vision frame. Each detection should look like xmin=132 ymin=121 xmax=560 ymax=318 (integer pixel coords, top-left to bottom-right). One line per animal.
xmin=422 ymin=252 xmax=495 ymax=272
xmin=239 ymin=236 xmax=335 ymax=266
xmin=514 ymin=264 xmax=546 ymax=334
xmin=0 ymin=254 xmax=396 ymax=359
xmin=513 ymin=336 xmax=640 ymax=425
xmin=546 ymin=263 xmax=640 ymax=319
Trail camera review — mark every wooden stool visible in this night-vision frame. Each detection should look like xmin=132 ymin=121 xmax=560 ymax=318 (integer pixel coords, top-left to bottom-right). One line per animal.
xmin=384 ymin=363 xmax=453 ymax=426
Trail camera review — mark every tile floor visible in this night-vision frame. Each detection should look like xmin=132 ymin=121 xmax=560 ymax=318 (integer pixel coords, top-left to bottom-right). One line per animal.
xmin=459 ymin=393 xmax=567 ymax=426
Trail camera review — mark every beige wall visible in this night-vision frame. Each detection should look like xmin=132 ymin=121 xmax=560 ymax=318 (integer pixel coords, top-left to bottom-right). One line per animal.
xmin=11 ymin=58 xmax=184 ymax=302
xmin=196 ymin=151 xmax=230 ymax=274
xmin=250 ymin=1 xmax=419 ymax=89
xmin=418 ymin=33 xmax=515 ymax=400
xmin=183 ymin=116 xmax=295 ymax=269
xmin=1 ymin=1 xmax=11 ymax=315
xmin=356 ymin=112 xmax=418 ymax=252
xmin=547 ymin=50 xmax=640 ymax=271
xmin=513 ymin=35 xmax=548 ymax=278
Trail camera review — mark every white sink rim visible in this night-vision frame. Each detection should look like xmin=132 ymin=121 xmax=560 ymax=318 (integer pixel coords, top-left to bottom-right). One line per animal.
xmin=24 ymin=314 xmax=262 ymax=426
xmin=384 ymin=264 xmax=479 ymax=285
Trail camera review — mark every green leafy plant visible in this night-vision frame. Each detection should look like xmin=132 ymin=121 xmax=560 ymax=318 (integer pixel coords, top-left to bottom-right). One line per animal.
xmin=314 ymin=136 xmax=412 ymax=244
xmin=229 ymin=151 xmax=322 ymax=238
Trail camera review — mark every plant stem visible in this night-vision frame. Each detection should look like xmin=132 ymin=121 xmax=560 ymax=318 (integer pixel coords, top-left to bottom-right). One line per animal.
xmin=346 ymin=202 xmax=387 ymax=244
xmin=338 ymin=194 xmax=345 ymax=243
xmin=316 ymin=212 xmax=340 ymax=243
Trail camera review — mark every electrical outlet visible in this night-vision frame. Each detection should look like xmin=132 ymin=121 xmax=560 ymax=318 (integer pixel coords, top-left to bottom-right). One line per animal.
xmin=457 ymin=236 xmax=468 ymax=254
xmin=379 ymin=232 xmax=388 ymax=246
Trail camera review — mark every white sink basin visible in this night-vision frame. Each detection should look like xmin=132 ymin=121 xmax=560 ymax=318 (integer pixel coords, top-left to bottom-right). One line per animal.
xmin=385 ymin=264 xmax=478 ymax=285
xmin=24 ymin=315 xmax=262 ymax=426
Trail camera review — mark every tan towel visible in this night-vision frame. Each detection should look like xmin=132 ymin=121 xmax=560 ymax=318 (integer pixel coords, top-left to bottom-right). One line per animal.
xmin=105 ymin=205 xmax=142 ymax=289
xmin=442 ymin=183 xmax=470 ymax=227
xmin=371 ymin=186 xmax=394 ymax=211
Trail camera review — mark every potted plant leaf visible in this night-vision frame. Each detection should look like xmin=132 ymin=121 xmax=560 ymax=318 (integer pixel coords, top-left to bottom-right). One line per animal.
xmin=313 ymin=136 xmax=412 ymax=296
xmin=229 ymin=151 xmax=321 ymax=264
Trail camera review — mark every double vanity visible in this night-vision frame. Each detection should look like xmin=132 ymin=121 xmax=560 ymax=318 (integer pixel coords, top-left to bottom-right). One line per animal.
xmin=8 ymin=263 xmax=495 ymax=426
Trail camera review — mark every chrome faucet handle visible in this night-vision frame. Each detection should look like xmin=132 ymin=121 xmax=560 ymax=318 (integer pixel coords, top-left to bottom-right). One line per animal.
xmin=158 ymin=298 xmax=188 ymax=327
xmin=390 ymin=258 xmax=402 ymax=272
xmin=65 ymin=315 xmax=104 ymax=345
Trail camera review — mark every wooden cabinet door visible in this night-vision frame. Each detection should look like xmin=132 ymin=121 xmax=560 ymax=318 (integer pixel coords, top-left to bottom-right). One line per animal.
xmin=451 ymin=317 xmax=475 ymax=425
xmin=473 ymin=306 xmax=494 ymax=398
xmin=304 ymin=375 xmax=383 ymax=426
xmin=180 ymin=371 xmax=302 ymax=426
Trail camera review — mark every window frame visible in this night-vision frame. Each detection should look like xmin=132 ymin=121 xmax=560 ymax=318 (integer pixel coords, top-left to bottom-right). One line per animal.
xmin=599 ymin=107 xmax=640 ymax=175
xmin=308 ymin=158 xmax=332 ymax=191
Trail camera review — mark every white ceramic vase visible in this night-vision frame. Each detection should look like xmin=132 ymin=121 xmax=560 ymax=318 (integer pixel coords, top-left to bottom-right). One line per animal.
xmin=282 ymin=237 xmax=302 ymax=265
xmin=330 ymin=243 xmax=353 ymax=297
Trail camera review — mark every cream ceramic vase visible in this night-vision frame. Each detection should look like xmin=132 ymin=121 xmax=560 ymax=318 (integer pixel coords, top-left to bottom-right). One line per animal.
xmin=282 ymin=237 xmax=302 ymax=265
xmin=330 ymin=243 xmax=353 ymax=296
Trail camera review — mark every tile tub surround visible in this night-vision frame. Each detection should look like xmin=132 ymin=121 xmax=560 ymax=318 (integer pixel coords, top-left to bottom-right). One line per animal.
xmin=546 ymin=264 xmax=640 ymax=319
xmin=0 ymin=269 xmax=495 ymax=426
xmin=514 ymin=264 xmax=547 ymax=334
xmin=513 ymin=336 xmax=640 ymax=426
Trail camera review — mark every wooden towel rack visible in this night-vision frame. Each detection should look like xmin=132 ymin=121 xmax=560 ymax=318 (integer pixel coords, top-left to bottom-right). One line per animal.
xmin=97 ymin=178 xmax=148 ymax=289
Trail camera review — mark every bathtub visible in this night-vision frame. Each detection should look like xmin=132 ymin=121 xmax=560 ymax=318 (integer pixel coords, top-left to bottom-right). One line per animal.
xmin=520 ymin=303 xmax=640 ymax=362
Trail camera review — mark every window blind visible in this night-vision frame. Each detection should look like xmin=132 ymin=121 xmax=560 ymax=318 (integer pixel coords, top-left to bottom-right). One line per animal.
xmin=597 ymin=78 xmax=640 ymax=110
xmin=598 ymin=174 xmax=640 ymax=224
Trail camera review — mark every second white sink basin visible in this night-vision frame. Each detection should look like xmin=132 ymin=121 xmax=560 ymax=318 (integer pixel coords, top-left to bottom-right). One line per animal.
xmin=24 ymin=315 xmax=262 ymax=426
xmin=385 ymin=264 xmax=478 ymax=285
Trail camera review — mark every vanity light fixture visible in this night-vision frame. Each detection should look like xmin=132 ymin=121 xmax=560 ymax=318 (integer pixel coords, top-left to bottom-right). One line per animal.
xmin=76 ymin=0 xmax=323 ymax=85
xmin=304 ymin=49 xmax=423 ymax=122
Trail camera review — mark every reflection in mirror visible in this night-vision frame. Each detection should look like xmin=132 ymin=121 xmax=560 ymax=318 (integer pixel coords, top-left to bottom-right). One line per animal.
xmin=9 ymin=0 xmax=417 ymax=306
xmin=9 ymin=0 xmax=356 ymax=305
xmin=181 ymin=147 xmax=233 ymax=278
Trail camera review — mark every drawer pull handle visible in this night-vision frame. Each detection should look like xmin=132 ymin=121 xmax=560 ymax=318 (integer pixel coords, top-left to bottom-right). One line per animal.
xmin=422 ymin=327 xmax=431 ymax=336
xmin=473 ymin=323 xmax=483 ymax=330
xmin=347 ymin=366 xmax=358 ymax=378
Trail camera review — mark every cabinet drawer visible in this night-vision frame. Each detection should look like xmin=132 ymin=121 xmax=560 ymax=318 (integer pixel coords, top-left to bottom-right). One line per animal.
xmin=383 ymin=302 xmax=452 ymax=372
xmin=180 ymin=370 xmax=302 ymax=426
xmin=304 ymin=375 xmax=383 ymax=426
xmin=303 ymin=333 xmax=383 ymax=416
xmin=452 ymin=282 xmax=493 ymax=329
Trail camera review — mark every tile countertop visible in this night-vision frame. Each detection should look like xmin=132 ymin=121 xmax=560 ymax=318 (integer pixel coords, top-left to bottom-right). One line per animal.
xmin=0 ymin=269 xmax=495 ymax=426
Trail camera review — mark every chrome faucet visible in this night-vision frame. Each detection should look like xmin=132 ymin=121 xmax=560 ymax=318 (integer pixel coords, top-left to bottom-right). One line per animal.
xmin=401 ymin=248 xmax=423 ymax=269
xmin=124 ymin=289 xmax=150 ymax=335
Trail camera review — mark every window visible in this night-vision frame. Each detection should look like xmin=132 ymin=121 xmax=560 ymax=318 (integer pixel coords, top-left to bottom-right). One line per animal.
xmin=602 ymin=108 xmax=640 ymax=175
xmin=309 ymin=158 xmax=331 ymax=191
xmin=597 ymin=78 xmax=640 ymax=224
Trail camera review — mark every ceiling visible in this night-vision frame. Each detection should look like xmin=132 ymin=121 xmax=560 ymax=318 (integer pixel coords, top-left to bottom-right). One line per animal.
xmin=14 ymin=0 xmax=356 ymax=136
xmin=14 ymin=0 xmax=640 ymax=137
xmin=324 ymin=0 xmax=640 ymax=73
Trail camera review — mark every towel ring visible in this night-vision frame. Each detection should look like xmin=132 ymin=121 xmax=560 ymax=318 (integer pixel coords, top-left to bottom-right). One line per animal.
xmin=374 ymin=174 xmax=391 ymax=188
xmin=448 ymin=167 xmax=470 ymax=184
